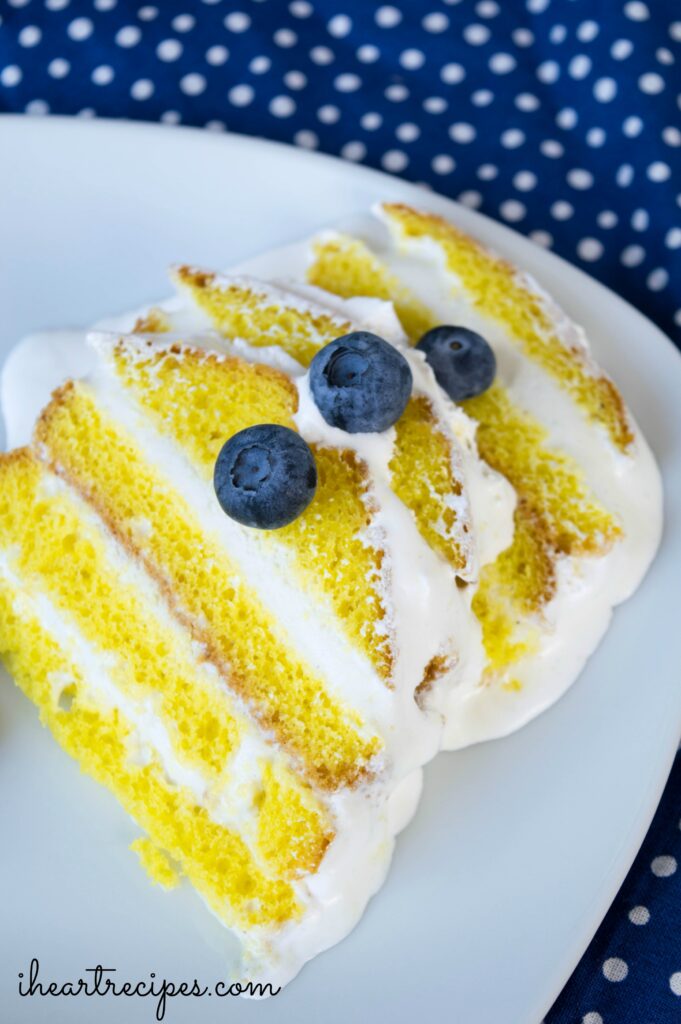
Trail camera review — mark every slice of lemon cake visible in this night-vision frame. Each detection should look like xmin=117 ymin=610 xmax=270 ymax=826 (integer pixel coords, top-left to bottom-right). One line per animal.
xmin=300 ymin=202 xmax=662 ymax=746
xmin=0 ymin=301 xmax=492 ymax=986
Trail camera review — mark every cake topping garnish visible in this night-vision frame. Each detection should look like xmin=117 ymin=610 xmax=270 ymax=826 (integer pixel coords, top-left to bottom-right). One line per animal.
xmin=309 ymin=331 xmax=413 ymax=433
xmin=416 ymin=326 xmax=496 ymax=401
xmin=214 ymin=424 xmax=317 ymax=529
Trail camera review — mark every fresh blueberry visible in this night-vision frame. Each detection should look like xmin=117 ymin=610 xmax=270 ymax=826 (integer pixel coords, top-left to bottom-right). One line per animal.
xmin=416 ymin=326 xmax=496 ymax=401
xmin=214 ymin=424 xmax=317 ymax=529
xmin=309 ymin=331 xmax=413 ymax=433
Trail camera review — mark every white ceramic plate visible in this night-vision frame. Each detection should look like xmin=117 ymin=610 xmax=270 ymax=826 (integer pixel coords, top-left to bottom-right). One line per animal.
xmin=1 ymin=116 xmax=679 ymax=1024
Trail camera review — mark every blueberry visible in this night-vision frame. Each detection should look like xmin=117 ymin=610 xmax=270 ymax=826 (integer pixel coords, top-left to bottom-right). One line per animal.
xmin=214 ymin=424 xmax=317 ymax=529
xmin=416 ymin=326 xmax=496 ymax=401
xmin=309 ymin=331 xmax=413 ymax=433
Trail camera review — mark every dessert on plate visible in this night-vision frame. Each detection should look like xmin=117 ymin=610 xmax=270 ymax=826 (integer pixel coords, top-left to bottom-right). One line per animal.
xmin=0 ymin=202 xmax=662 ymax=989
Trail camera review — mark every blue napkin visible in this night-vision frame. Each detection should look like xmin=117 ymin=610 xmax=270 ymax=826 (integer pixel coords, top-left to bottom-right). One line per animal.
xmin=1 ymin=2 xmax=679 ymax=1020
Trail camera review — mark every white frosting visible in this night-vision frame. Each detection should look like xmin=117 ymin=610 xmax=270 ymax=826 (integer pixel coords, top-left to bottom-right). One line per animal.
xmin=0 ymin=210 xmax=662 ymax=992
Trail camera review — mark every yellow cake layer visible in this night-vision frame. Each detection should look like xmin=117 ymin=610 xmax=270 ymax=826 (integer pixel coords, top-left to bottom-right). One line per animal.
xmin=173 ymin=274 xmax=472 ymax=578
xmin=175 ymin=267 xmax=352 ymax=367
xmin=0 ymin=567 xmax=301 ymax=929
xmin=106 ymin=339 xmax=393 ymax=679
xmin=0 ymin=450 xmax=332 ymax=878
xmin=35 ymin=387 xmax=381 ymax=791
xmin=306 ymin=229 xmax=622 ymax=682
xmin=382 ymin=203 xmax=633 ymax=451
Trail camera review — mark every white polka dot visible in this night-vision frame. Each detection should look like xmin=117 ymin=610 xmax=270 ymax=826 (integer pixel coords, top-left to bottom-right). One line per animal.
xmin=477 ymin=163 xmax=498 ymax=180
xmin=225 ymin=12 xmax=251 ymax=32
xmin=603 ymin=957 xmax=629 ymax=982
xmin=274 ymin=28 xmax=297 ymax=48
xmin=656 ymin=47 xmax=674 ymax=66
xmin=670 ymin=22 xmax=681 ymax=42
xmin=578 ymin=238 xmax=604 ymax=261
xmin=623 ymin=115 xmax=644 ymax=137
xmin=432 ymin=154 xmax=455 ymax=174
xmin=138 ymin=7 xmax=159 ymax=21
xmin=577 ymin=20 xmax=599 ymax=42
xmin=77 ymin=108 xmax=96 ymax=119
xmin=327 ymin=14 xmax=352 ymax=38
xmin=341 ymin=141 xmax=366 ymax=161
xmin=459 ymin=191 xmax=483 ymax=209
xmin=6 ymin=0 xmax=31 ymax=6
xmin=249 ymin=55 xmax=270 ymax=74
xmin=318 ymin=104 xmax=341 ymax=124
xmin=567 ymin=168 xmax=594 ymax=189
xmin=180 ymin=73 xmax=206 ymax=97
xmin=624 ymin=1 xmax=649 ymax=20
xmin=514 ymin=171 xmax=537 ymax=191
xmin=530 ymin=230 xmax=553 ymax=248
xmin=556 ymin=108 xmax=578 ymax=130
xmin=598 ymin=210 xmax=618 ymax=228
xmin=515 ymin=93 xmax=540 ymax=112
xmin=441 ymin=63 xmax=465 ymax=84
xmin=611 ymin=39 xmax=634 ymax=60
xmin=587 ymin=127 xmax=606 ymax=147
xmin=526 ymin=0 xmax=549 ymax=10
xmin=206 ymin=45 xmax=229 ymax=66
xmin=617 ymin=164 xmax=635 ymax=187
xmin=471 ymin=89 xmax=494 ymax=106
xmin=382 ymin=150 xmax=408 ymax=172
xmin=25 ymin=99 xmax=50 ymax=115
xmin=423 ymin=12 xmax=449 ymax=33
xmin=667 ymin=228 xmax=681 ymax=249
xmin=400 ymin=49 xmax=426 ymax=70
xmin=647 ymin=268 xmax=668 ymax=290
xmin=675 ymin=310 xmax=681 ymax=328
xmin=92 ymin=65 xmax=115 ymax=86
xmin=116 ymin=26 xmax=141 ymax=47
xmin=131 ymin=78 xmax=154 ymax=100
xmin=396 ymin=122 xmax=420 ymax=142
xmin=172 ymin=14 xmax=195 ymax=32
xmin=594 ymin=77 xmax=617 ymax=102
xmin=449 ymin=122 xmax=476 ymax=143
xmin=204 ymin=120 xmax=225 ymax=132
xmin=45 ymin=0 xmax=70 ymax=8
xmin=621 ymin=244 xmax=646 ymax=267
xmin=670 ymin=972 xmax=681 ymax=996
xmin=375 ymin=6 xmax=402 ymax=28
xmin=361 ymin=111 xmax=382 ymax=130
xmin=424 ymin=96 xmax=447 ymax=113
xmin=651 ymin=855 xmax=677 ymax=876
xmin=501 ymin=129 xmax=525 ymax=149
xmin=385 ymin=84 xmax=409 ymax=102
xmin=228 ymin=84 xmax=254 ymax=107
xmin=628 ymin=904 xmax=651 ymax=924
xmin=270 ymin=95 xmax=295 ymax=117
xmin=541 ymin=139 xmax=564 ymax=158
xmin=476 ymin=1 xmax=499 ymax=16
xmin=537 ymin=60 xmax=560 ymax=84
xmin=639 ymin=72 xmax=665 ymax=94
xmin=93 ymin=0 xmax=116 ymax=9
xmin=632 ymin=208 xmax=649 ymax=231
xmin=357 ymin=44 xmax=380 ymax=63
xmin=18 ymin=25 xmax=41 ymax=46
xmin=664 ymin=126 xmax=681 ymax=147
xmin=568 ymin=55 xmax=592 ymax=80
xmin=284 ymin=70 xmax=307 ymax=90
xmin=464 ymin=24 xmax=490 ymax=45
xmin=489 ymin=53 xmax=516 ymax=74
xmin=550 ymin=24 xmax=567 ymax=44
xmin=648 ymin=161 xmax=671 ymax=182
xmin=0 ymin=65 xmax=22 ymax=86
xmin=500 ymin=200 xmax=526 ymax=222
xmin=67 ymin=17 xmax=93 ymax=41
xmin=48 ymin=58 xmax=71 ymax=79
xmin=335 ymin=73 xmax=361 ymax=92
xmin=289 ymin=1 xmax=313 ymax=17
xmin=160 ymin=110 xmax=181 ymax=124
xmin=582 ymin=1014 xmax=604 ymax=1024
xmin=513 ymin=28 xmax=534 ymax=47
xmin=551 ymin=200 xmax=574 ymax=220
xmin=294 ymin=130 xmax=318 ymax=149
xmin=310 ymin=46 xmax=334 ymax=65
xmin=157 ymin=39 xmax=183 ymax=61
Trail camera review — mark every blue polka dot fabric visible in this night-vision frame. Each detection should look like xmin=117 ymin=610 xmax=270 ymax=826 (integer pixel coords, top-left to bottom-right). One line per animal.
xmin=0 ymin=1 xmax=679 ymax=1019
